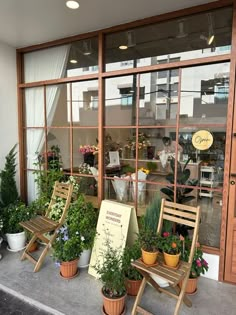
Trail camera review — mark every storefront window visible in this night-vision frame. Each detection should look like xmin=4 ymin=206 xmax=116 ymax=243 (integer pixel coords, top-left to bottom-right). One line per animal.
xmin=105 ymin=7 xmax=232 ymax=72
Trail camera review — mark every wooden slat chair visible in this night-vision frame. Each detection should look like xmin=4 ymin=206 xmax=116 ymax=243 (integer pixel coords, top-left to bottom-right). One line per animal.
xmin=131 ymin=198 xmax=201 ymax=315
xmin=19 ymin=181 xmax=73 ymax=272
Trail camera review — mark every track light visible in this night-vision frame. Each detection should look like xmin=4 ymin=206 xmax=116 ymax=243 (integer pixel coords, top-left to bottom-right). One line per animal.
xmin=176 ymin=19 xmax=187 ymax=39
xmin=66 ymin=1 xmax=79 ymax=9
xmin=119 ymin=30 xmax=136 ymax=50
xmin=82 ymin=40 xmax=92 ymax=56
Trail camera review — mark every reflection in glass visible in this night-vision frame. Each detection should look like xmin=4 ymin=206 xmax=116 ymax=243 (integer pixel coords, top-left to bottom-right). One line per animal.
xmin=66 ymin=37 xmax=98 ymax=77
xmin=46 ymin=84 xmax=68 ymax=127
xmin=180 ymin=63 xmax=230 ymax=124
xmin=198 ymin=191 xmax=222 ymax=248
xmin=105 ymin=76 xmax=137 ymax=126
xmin=68 ymin=80 xmax=98 ymax=126
xmin=105 ymin=7 xmax=232 ymax=72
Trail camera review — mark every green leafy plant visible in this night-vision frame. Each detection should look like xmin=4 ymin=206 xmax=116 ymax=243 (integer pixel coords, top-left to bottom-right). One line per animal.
xmin=146 ymin=161 xmax=157 ymax=172
xmin=52 ymin=224 xmax=83 ymax=263
xmin=160 ymin=158 xmax=198 ymax=236
xmin=181 ymin=239 xmax=209 ymax=278
xmin=33 ymin=149 xmax=64 ymax=203
xmin=138 ymin=194 xmax=170 ymax=252
xmin=160 ymin=158 xmax=198 ymax=204
xmin=93 ymin=231 xmax=126 ymax=298
xmin=2 ymin=201 xmax=36 ymax=234
xmin=0 ymin=144 xmax=19 ymax=207
xmin=122 ymin=240 xmax=142 ymax=281
xmin=67 ymin=195 xmax=98 ymax=250
xmin=159 ymin=232 xmax=182 ymax=255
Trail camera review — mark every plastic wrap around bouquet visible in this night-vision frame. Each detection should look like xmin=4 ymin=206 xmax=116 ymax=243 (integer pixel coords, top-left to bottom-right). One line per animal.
xmin=131 ymin=170 xmax=147 ymax=205
xmin=112 ymin=175 xmax=130 ymax=203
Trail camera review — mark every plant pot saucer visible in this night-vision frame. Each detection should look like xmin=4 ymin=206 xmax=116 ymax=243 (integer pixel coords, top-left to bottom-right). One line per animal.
xmin=186 ymin=287 xmax=198 ymax=296
xmin=59 ymin=268 xmax=79 ymax=280
xmin=7 ymin=245 xmax=26 ymax=252
xmin=162 ymin=261 xmax=180 ymax=270
xmin=139 ymin=258 xmax=158 ymax=267
xmin=102 ymin=305 xmax=126 ymax=315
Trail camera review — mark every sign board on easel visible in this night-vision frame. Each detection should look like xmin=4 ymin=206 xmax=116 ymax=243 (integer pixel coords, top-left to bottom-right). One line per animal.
xmin=88 ymin=200 xmax=139 ymax=278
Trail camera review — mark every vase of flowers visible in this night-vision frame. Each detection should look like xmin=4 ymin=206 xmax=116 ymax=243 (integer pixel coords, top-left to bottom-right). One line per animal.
xmin=160 ymin=232 xmax=182 ymax=268
xmin=180 ymin=239 xmax=209 ymax=294
xmin=79 ymin=145 xmax=98 ymax=166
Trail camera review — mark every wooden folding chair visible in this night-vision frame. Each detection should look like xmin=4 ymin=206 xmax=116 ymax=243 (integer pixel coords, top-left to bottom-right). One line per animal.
xmin=19 ymin=181 xmax=73 ymax=272
xmin=131 ymin=198 xmax=201 ymax=315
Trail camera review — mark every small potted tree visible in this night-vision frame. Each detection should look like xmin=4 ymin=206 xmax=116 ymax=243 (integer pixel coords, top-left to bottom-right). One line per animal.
xmin=122 ymin=240 xmax=143 ymax=296
xmin=93 ymin=233 xmax=126 ymax=315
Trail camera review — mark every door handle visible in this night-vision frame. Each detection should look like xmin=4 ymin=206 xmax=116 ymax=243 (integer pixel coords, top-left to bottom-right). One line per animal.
xmin=230 ymin=180 xmax=235 ymax=185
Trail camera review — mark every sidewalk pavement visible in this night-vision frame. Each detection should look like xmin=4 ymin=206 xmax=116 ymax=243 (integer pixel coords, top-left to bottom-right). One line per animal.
xmin=0 ymin=240 xmax=236 ymax=315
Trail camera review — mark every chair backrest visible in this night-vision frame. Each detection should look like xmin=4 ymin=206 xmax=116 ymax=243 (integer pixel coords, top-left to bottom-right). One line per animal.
xmin=45 ymin=181 xmax=73 ymax=224
xmin=157 ymin=199 xmax=201 ymax=264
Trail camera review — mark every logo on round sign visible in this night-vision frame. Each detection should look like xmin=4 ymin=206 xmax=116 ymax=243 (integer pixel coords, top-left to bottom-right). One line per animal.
xmin=192 ymin=130 xmax=213 ymax=151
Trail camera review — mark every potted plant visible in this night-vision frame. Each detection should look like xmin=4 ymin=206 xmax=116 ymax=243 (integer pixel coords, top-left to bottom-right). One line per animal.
xmin=93 ymin=235 xmax=126 ymax=315
xmin=68 ymin=194 xmax=98 ymax=268
xmin=159 ymin=232 xmax=183 ymax=268
xmin=180 ymin=239 xmax=209 ymax=294
xmin=52 ymin=223 xmax=83 ymax=279
xmin=2 ymin=201 xmax=36 ymax=251
xmin=137 ymin=194 xmax=165 ymax=265
xmin=122 ymin=240 xmax=143 ymax=296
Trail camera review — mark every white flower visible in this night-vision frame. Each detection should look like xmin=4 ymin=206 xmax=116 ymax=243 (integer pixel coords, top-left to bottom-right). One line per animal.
xmin=81 ymin=236 xmax=85 ymax=241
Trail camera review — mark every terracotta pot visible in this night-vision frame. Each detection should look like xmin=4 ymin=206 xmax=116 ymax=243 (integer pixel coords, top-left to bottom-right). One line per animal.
xmin=60 ymin=259 xmax=79 ymax=279
xmin=179 ymin=277 xmax=198 ymax=294
xmin=125 ymin=278 xmax=142 ymax=296
xmin=141 ymin=248 xmax=158 ymax=265
xmin=28 ymin=242 xmax=38 ymax=253
xmin=163 ymin=252 xmax=180 ymax=268
xmin=102 ymin=289 xmax=126 ymax=315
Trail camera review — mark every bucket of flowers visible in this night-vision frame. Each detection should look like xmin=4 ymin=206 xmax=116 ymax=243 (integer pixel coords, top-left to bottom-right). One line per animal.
xmin=79 ymin=145 xmax=98 ymax=166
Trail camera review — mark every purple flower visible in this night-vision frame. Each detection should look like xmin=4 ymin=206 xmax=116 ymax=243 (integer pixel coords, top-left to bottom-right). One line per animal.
xmin=63 ymin=235 xmax=69 ymax=241
xmin=55 ymin=261 xmax=60 ymax=267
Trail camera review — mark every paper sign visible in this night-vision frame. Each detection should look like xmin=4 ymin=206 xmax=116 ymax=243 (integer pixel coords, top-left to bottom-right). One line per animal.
xmin=192 ymin=130 xmax=213 ymax=150
xmin=88 ymin=200 xmax=139 ymax=278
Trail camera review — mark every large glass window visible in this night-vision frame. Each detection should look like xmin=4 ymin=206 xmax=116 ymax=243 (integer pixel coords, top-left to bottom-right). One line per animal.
xmin=105 ymin=7 xmax=232 ymax=72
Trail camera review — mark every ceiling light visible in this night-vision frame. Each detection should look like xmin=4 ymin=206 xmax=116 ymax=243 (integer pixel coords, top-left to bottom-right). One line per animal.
xmin=208 ymin=34 xmax=214 ymax=45
xmin=119 ymin=45 xmax=128 ymax=50
xmin=66 ymin=1 xmax=79 ymax=9
xmin=82 ymin=40 xmax=92 ymax=55
xmin=70 ymin=59 xmax=78 ymax=64
xmin=119 ymin=30 xmax=136 ymax=50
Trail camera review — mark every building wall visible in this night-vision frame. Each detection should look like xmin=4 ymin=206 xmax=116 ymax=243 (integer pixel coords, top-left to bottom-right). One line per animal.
xmin=0 ymin=41 xmax=19 ymax=188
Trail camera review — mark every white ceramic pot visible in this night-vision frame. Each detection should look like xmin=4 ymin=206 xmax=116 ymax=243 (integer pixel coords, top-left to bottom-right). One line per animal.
xmin=78 ymin=249 xmax=92 ymax=268
xmin=6 ymin=231 xmax=26 ymax=252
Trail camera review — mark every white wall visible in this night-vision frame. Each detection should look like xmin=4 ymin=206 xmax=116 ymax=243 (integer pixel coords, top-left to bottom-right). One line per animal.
xmin=0 ymin=41 xmax=19 ymax=188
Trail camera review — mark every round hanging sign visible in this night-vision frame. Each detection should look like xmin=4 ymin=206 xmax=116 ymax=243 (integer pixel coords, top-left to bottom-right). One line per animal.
xmin=192 ymin=130 xmax=213 ymax=151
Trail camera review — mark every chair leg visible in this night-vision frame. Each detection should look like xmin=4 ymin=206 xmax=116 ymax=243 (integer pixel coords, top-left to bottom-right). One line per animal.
xmin=174 ymin=277 xmax=192 ymax=315
xmin=34 ymin=243 xmax=51 ymax=272
xmin=131 ymin=277 xmax=147 ymax=315
xmin=21 ymin=235 xmax=38 ymax=261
